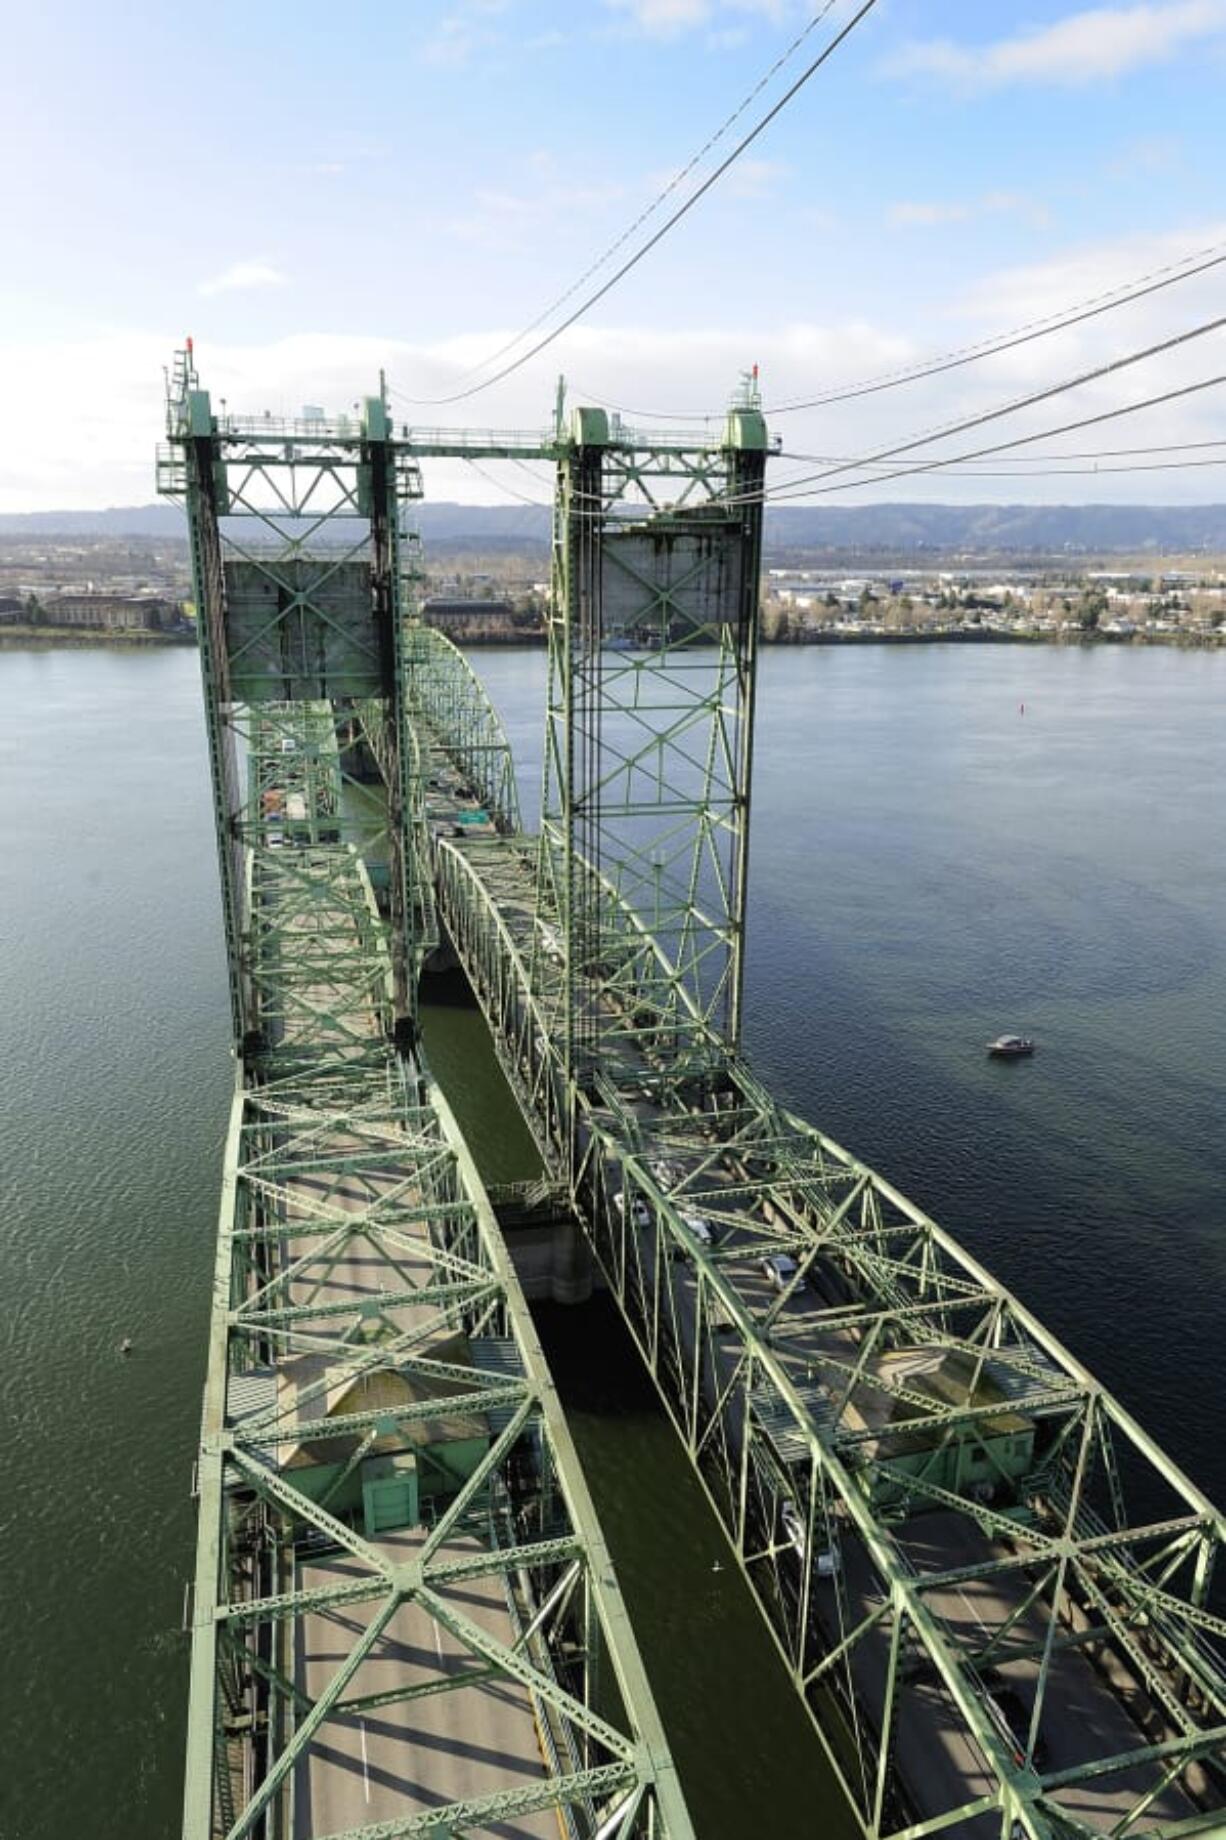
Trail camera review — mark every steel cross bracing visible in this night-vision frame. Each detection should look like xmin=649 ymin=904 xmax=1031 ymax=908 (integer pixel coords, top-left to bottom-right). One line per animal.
xmin=535 ymin=398 xmax=768 ymax=1121
xmin=408 ymin=401 xmax=1226 ymax=1840
xmin=159 ymin=355 xmax=691 ymax=1840
xmin=401 ymin=625 xmax=522 ymax=838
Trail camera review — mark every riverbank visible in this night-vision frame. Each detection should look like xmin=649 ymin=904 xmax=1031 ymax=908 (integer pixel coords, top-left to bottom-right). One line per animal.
xmin=2 ymin=622 xmax=1221 ymax=657
xmin=441 ymin=625 xmax=1226 ymax=649
xmin=764 ymin=625 xmax=1226 ymax=647
xmin=0 ymin=623 xmax=195 ymax=650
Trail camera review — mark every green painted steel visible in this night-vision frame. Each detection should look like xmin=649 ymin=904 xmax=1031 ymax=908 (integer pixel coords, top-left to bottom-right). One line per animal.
xmin=402 ymin=624 xmax=522 ymax=837
xmin=406 ymin=388 xmax=1226 ymax=1840
xmin=537 ymin=386 xmax=767 ymax=1124
xmin=159 ymin=347 xmax=1226 ymax=1839
xmin=158 ymin=352 xmax=693 ymax=1840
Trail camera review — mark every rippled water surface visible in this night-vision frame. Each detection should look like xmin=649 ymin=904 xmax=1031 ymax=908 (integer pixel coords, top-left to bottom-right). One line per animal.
xmin=2 ymin=640 xmax=1223 ymax=1838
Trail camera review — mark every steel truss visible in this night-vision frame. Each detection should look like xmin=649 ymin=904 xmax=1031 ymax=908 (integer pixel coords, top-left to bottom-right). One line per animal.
xmin=539 ymin=393 xmax=767 ymax=1108
xmin=410 ymin=400 xmax=1226 ymax=1840
xmin=158 ymin=348 xmax=430 ymax=1038
xmin=159 ymin=356 xmax=691 ymax=1840
xmin=402 ymin=624 xmax=522 ymax=837
xmin=432 ymin=729 xmax=1226 ymax=1840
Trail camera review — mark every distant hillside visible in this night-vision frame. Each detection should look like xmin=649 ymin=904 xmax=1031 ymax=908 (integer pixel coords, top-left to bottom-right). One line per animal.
xmin=6 ymin=500 xmax=1226 ymax=555
xmin=763 ymin=503 xmax=1226 ymax=554
xmin=0 ymin=504 xmax=186 ymax=538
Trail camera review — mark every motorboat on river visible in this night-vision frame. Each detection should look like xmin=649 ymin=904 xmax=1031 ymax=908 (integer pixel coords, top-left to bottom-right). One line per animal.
xmin=987 ymin=1034 xmax=1035 ymax=1058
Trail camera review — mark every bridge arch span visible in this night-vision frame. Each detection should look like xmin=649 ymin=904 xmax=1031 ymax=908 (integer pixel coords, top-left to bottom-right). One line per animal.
xmin=406 ymin=624 xmax=523 ymax=836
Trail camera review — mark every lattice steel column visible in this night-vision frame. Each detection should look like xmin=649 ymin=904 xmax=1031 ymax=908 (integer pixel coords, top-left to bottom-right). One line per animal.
xmin=158 ymin=350 xmax=429 ymax=1042
xmin=538 ymin=384 xmax=770 ymax=1116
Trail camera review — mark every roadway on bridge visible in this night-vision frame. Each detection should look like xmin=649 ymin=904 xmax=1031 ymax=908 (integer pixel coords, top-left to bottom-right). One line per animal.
xmin=294 ymin=1532 xmax=556 ymax=1839
xmin=419 ymin=745 xmax=1217 ymax=1837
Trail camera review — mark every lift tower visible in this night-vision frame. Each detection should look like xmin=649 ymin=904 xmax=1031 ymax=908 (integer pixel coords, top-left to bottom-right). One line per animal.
xmin=539 ymin=380 xmax=769 ymax=1126
xmin=158 ymin=345 xmax=431 ymax=1045
xmin=159 ymin=352 xmax=692 ymax=1840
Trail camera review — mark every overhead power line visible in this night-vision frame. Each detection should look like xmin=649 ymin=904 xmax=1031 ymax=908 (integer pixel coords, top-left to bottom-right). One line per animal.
xmin=778 ymin=436 xmax=1226 ymax=469
xmin=462 ymin=457 xmax=552 ymax=510
xmin=865 ymin=454 xmax=1226 ymax=479
xmin=748 ymin=309 xmax=1226 ymax=499
xmin=765 ymin=236 xmax=1226 ymax=413
xmin=389 ymin=0 xmax=881 ymax=410
xmin=565 ymin=235 xmax=1226 ymax=428
xmin=414 ymin=3 xmax=843 ymax=396
xmin=759 ymin=367 xmax=1226 ymax=504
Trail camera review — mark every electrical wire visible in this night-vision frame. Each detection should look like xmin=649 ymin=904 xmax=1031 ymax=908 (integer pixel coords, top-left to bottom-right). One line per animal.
xmin=565 ymin=384 xmax=726 ymax=425
xmin=407 ymin=4 xmax=843 ymax=395
xmin=549 ymin=312 xmax=1226 ymax=514
xmin=463 ymin=457 xmax=552 ymax=509
xmin=773 ymin=453 xmax=1226 ymax=481
xmin=563 ymin=238 xmax=1226 ymax=427
xmin=744 ymin=309 xmax=1226 ymax=499
xmin=867 ymin=455 xmax=1226 ymax=478
xmin=764 ymin=236 xmax=1226 ymax=414
xmin=777 ymin=436 xmax=1226 ymax=469
xmin=387 ymin=0 xmax=881 ymax=410
xmin=759 ymin=367 xmax=1226 ymax=504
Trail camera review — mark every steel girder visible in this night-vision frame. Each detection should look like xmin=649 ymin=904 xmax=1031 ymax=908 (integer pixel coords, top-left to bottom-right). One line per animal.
xmin=158 ymin=352 xmax=429 ymax=1037
xmin=402 ymin=625 xmax=522 ymax=837
xmin=538 ymin=395 xmax=767 ymax=1117
xmin=406 ymin=383 xmax=1226 ymax=1838
xmin=160 ymin=355 xmax=692 ymax=1840
xmin=181 ymin=712 xmax=690 ymax=1840
xmin=432 ymin=805 xmax=1226 ymax=1840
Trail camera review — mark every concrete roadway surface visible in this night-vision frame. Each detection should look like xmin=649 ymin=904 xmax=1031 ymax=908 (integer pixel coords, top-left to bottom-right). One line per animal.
xmin=293 ymin=1531 xmax=559 ymax=1839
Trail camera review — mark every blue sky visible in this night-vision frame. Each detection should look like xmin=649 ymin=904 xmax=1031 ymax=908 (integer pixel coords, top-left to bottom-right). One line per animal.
xmin=3 ymin=0 xmax=1226 ymax=508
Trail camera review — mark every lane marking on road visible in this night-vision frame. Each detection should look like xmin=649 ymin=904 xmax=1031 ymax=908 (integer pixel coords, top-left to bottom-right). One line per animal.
xmin=956 ymin=1584 xmax=993 ymax=1639
xmin=360 ymin=1717 xmax=370 ymax=1803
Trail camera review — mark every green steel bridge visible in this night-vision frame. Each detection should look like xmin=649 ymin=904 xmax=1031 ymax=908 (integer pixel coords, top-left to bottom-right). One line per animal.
xmin=159 ymin=350 xmax=1226 ymax=1840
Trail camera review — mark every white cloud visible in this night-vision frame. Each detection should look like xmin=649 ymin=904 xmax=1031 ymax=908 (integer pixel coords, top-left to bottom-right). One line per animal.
xmin=888 ymin=1 xmax=1226 ymax=89
xmin=888 ymin=191 xmax=1050 ymax=230
xmin=420 ymin=0 xmax=509 ymax=67
xmin=197 ymin=261 xmax=287 ymax=298
xmin=954 ymin=219 xmax=1226 ymax=325
xmin=448 ymin=175 xmax=628 ymax=251
xmin=5 ymin=267 xmax=1226 ymax=515
xmin=726 ymin=157 xmax=790 ymax=200
xmin=604 ymin=0 xmax=791 ymax=40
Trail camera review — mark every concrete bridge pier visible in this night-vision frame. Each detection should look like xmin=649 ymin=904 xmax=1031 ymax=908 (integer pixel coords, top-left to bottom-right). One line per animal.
xmin=492 ymin=1188 xmax=598 ymax=1304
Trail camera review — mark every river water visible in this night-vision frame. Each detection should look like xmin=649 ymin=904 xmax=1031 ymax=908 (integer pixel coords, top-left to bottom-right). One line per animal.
xmin=1 ymin=641 xmax=1223 ymax=1838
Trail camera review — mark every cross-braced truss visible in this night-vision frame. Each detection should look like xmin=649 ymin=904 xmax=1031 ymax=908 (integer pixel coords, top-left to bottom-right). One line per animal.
xmin=160 ymin=355 xmax=691 ymax=1840
xmin=408 ymin=396 xmax=1226 ymax=1840
xmin=539 ymin=397 xmax=767 ymax=1104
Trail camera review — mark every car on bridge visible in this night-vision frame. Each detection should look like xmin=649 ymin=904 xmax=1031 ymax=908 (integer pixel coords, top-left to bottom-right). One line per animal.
xmin=760 ymin=1252 xmax=799 ymax=1290
xmin=779 ymin=1497 xmax=840 ymax=1576
xmin=678 ymin=1211 xmax=716 ymax=1253
xmin=613 ymin=1189 xmax=651 ymax=1230
xmin=984 ymin=1676 xmax=1047 ymax=1771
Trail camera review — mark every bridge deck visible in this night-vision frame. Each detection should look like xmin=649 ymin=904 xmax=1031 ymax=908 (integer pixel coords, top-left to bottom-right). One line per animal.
xmin=180 ymin=704 xmax=689 ymax=1840
xmin=420 ymin=724 xmax=1226 ymax=1840
xmin=294 ymin=1533 xmax=554 ymax=1838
